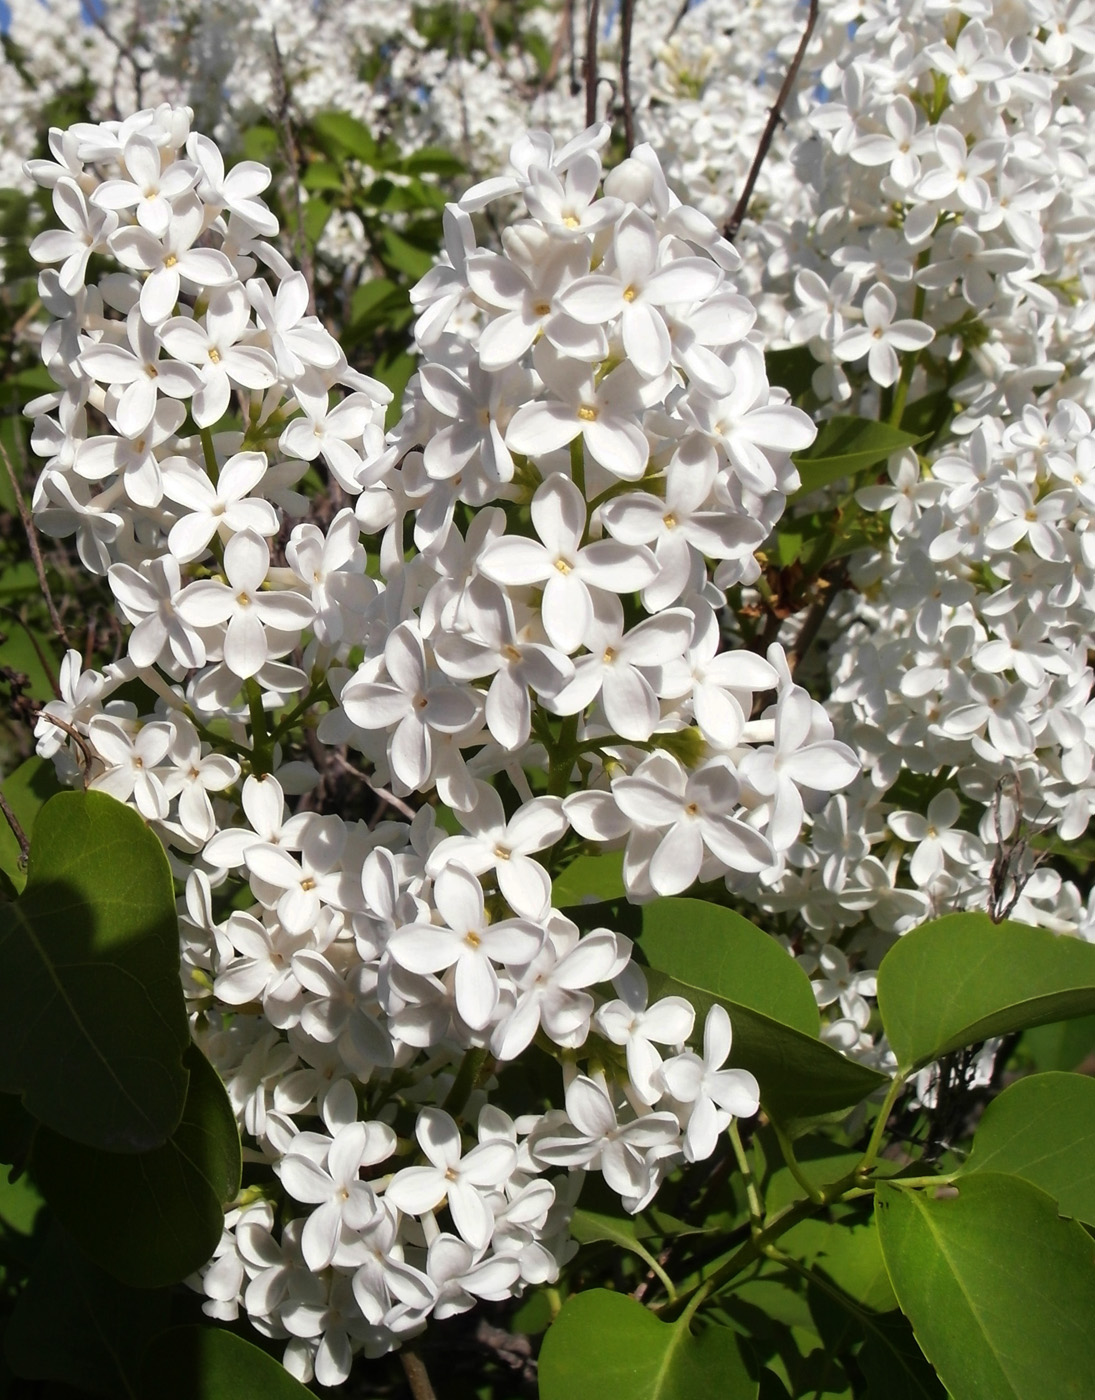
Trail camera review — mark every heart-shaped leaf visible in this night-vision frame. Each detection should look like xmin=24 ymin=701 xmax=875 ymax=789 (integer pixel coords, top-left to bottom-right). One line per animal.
xmin=32 ymin=1043 xmax=241 ymax=1286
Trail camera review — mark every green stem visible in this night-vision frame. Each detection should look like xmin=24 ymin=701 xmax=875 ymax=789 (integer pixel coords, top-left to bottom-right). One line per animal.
xmin=245 ymin=678 xmax=273 ymax=776
xmin=441 ymin=1046 xmax=489 ymax=1117
xmin=271 ymin=678 xmax=333 ymax=742
xmin=856 ymin=1073 xmax=907 ymax=1179
xmin=773 ymin=1121 xmax=825 ymax=1206
xmin=183 ymin=708 xmax=250 ymax=758
xmin=664 ymin=1157 xmax=865 ymax=1318
xmin=728 ymin=1122 xmax=764 ymax=1232
xmin=570 ymin=437 xmax=586 ymax=511
xmin=883 ymin=1172 xmax=957 ymax=1191
xmin=199 ymin=427 xmax=220 ymax=484
xmin=547 ymin=714 xmax=580 ymax=796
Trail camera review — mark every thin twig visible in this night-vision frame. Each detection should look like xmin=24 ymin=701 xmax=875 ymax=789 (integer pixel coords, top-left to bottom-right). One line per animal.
xmin=724 ymin=0 xmax=820 ymax=242
xmin=620 ymin=0 xmax=636 ymax=150
xmin=331 ymin=751 xmax=416 ymax=820
xmin=399 ymin=1347 xmax=438 ymax=1400
xmin=567 ymin=0 xmax=580 ymax=94
xmin=0 ymin=440 xmax=70 ymax=649
xmin=788 ymin=577 xmax=841 ymax=673
xmin=585 ymin=0 xmax=601 ymax=127
xmin=666 ymin=0 xmax=692 ymax=41
xmin=269 ymin=36 xmax=316 ymax=315
xmin=32 ymin=711 xmax=98 ymax=782
xmin=535 ymin=0 xmax=573 ymax=97
xmin=0 ymin=792 xmax=30 ymax=864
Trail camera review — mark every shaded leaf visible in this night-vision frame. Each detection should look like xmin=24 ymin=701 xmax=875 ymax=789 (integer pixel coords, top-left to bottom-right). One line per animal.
xmin=1016 ymin=1016 xmax=1095 ymax=1073
xmin=32 ymin=1044 xmax=241 ymax=1287
xmin=877 ymin=1173 xmax=1095 ymax=1400
xmin=0 ymin=791 xmax=189 ymax=1152
xmin=858 ymin=1309 xmax=943 ymax=1400
xmin=877 ymin=913 xmax=1095 ymax=1072
xmin=138 ymin=1326 xmax=313 ymax=1399
xmin=5 ymin=1224 xmax=170 ymax=1399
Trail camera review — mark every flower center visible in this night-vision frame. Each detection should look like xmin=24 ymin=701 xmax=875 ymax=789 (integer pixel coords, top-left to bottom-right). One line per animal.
xmin=577 ymin=404 xmax=598 ymax=422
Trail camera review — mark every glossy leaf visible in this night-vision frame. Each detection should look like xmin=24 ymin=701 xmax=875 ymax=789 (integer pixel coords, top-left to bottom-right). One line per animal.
xmin=639 ymin=900 xmax=885 ymax=1122
xmin=539 ymin=1289 xmax=757 ymax=1400
xmin=0 ymin=755 xmax=62 ymax=894
xmin=877 ymin=1173 xmax=1095 ymax=1400
xmin=877 ymin=913 xmax=1095 ymax=1072
xmin=5 ymin=1224 xmax=170 ymax=1399
xmin=139 ymin=1326 xmax=314 ymax=1399
xmin=639 ymin=899 xmax=820 ymax=1035
xmin=552 ymin=849 xmax=626 ymax=906
xmin=32 ymin=1044 xmax=241 ymax=1286
xmin=791 ymin=416 xmax=923 ymax=498
xmin=961 ymin=1072 xmax=1095 ymax=1226
xmin=0 ymin=790 xmax=190 ymax=1151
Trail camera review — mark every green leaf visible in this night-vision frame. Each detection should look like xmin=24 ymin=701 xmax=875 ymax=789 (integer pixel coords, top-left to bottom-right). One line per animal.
xmin=552 ymin=850 xmax=626 ymax=906
xmin=301 ymin=158 xmax=344 ymax=192
xmin=310 ymin=110 xmax=377 ymax=161
xmin=765 ymin=347 xmax=818 ymax=399
xmin=570 ymin=1207 xmax=680 ymax=1281
xmin=961 ymin=1072 xmax=1095 ymax=1226
xmin=638 ymin=899 xmax=820 ymax=1036
xmin=857 ymin=1309 xmax=944 ymax=1400
xmin=381 ymin=228 xmax=435 ymax=280
xmin=0 ymin=756 xmax=61 ymax=893
xmin=877 ymin=913 xmax=1095 ymax=1072
xmin=0 ymin=1163 xmax=42 ymax=1237
xmin=780 ymin=1213 xmax=897 ymax=1313
xmin=877 ymin=1173 xmax=1095 ymax=1400
xmin=5 ymin=1224 xmax=171 ymax=1399
xmin=348 ymin=275 xmax=404 ymax=331
xmin=138 ymin=1326 xmax=314 ymax=1399
xmin=32 ymin=1043 xmax=240 ymax=1286
xmin=301 ymin=194 xmax=332 ymax=249
xmin=638 ymin=900 xmax=885 ymax=1122
xmin=539 ymin=1290 xmax=757 ymax=1400
xmin=374 ymin=348 xmax=417 ymax=428
xmin=898 ymin=388 xmax=955 ymax=448
xmin=401 ymin=145 xmax=464 ymax=176
xmin=757 ymin=1132 xmax=863 ymax=1215
xmin=0 ymin=790 xmax=190 ymax=1151
xmin=0 ymin=612 xmax=60 ymax=704
xmin=791 ymin=416 xmax=922 ymax=499
xmin=1016 ymin=1016 xmax=1095 ymax=1072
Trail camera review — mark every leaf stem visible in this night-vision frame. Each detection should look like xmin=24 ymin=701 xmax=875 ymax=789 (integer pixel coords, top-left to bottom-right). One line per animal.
xmin=773 ymin=1121 xmax=825 ymax=1206
xmin=857 ymin=1073 xmax=907 ymax=1179
xmin=729 ymin=1122 xmax=765 ymax=1231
